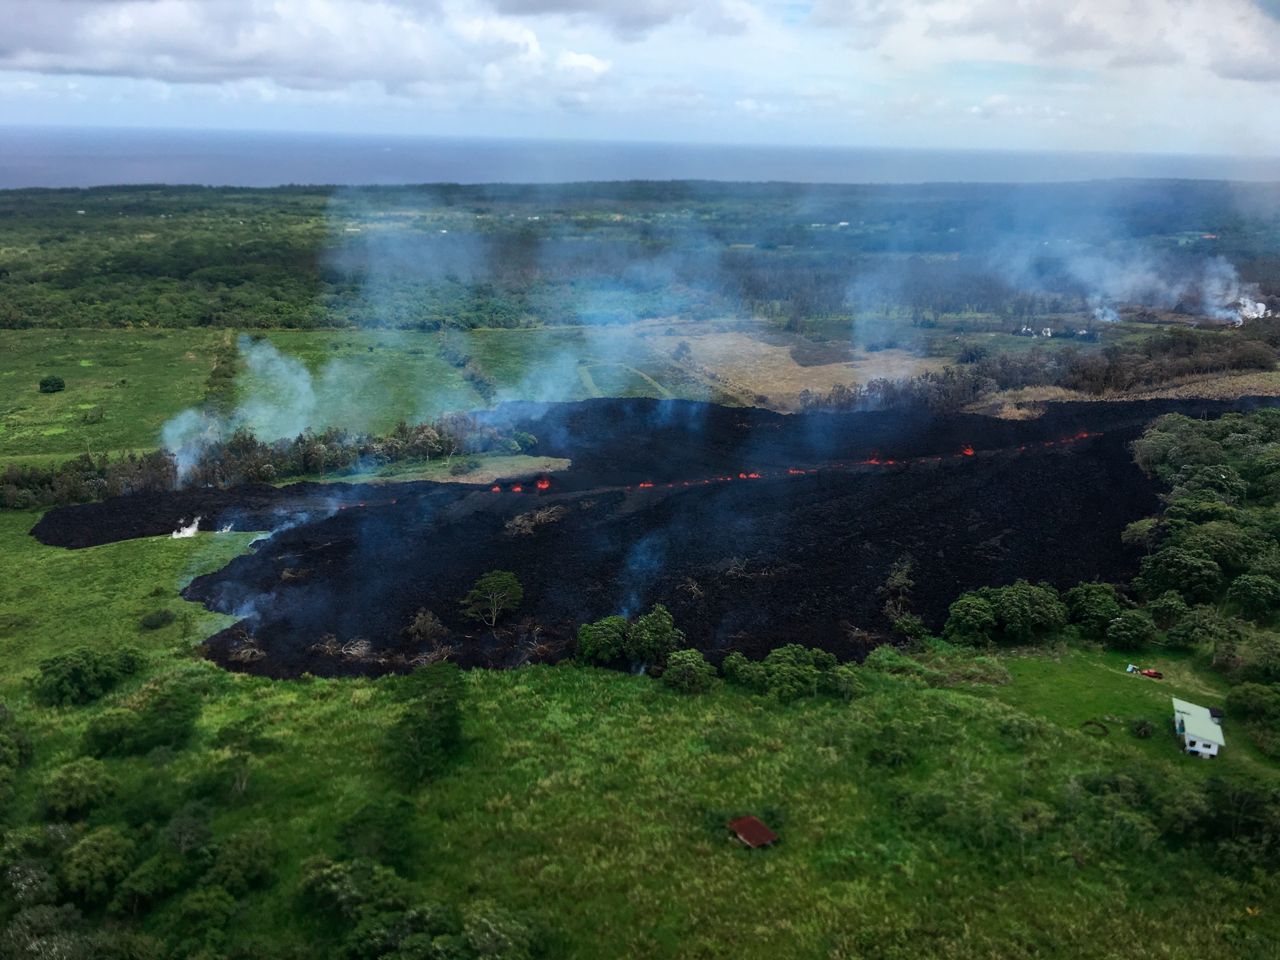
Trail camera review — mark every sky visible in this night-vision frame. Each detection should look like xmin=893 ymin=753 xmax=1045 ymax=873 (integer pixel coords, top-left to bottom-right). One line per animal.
xmin=1 ymin=0 xmax=1279 ymax=155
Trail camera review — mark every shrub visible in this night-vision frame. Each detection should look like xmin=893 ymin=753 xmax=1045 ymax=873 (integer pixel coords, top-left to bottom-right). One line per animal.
xmin=404 ymin=609 xmax=449 ymax=646
xmin=38 ymin=376 xmax=65 ymax=394
xmin=1166 ymin=607 xmax=1242 ymax=667
xmin=822 ymin=664 xmax=865 ymax=701
xmin=890 ymin=613 xmax=930 ymax=644
xmin=942 ymin=594 xmax=997 ymax=645
xmin=82 ymin=681 xmax=201 ymax=757
xmin=662 ymin=649 xmax=716 ymax=694
xmin=1064 ymin=582 xmax=1124 ymax=639
xmin=204 ymin=827 xmax=275 ymax=896
xmin=1105 ymin=610 xmax=1158 ymax=651
xmin=1148 ymin=590 xmax=1189 ymax=629
xmin=40 ymin=758 xmax=117 ymax=820
xmin=1121 ymin=517 xmax=1161 ymax=550
xmin=32 ymin=646 xmax=144 ymax=707
xmin=720 ymin=652 xmax=767 ymax=692
xmin=63 ymin=827 xmax=136 ymax=905
xmin=576 ymin=615 xmax=629 ymax=665
xmin=1226 ymin=683 xmax=1280 ymax=723
xmin=139 ymin=609 xmax=176 ymax=631
xmin=1227 ymin=574 xmax=1280 ymax=622
xmin=1129 ymin=717 xmax=1155 ymax=739
xmin=762 ymin=661 xmax=819 ymax=703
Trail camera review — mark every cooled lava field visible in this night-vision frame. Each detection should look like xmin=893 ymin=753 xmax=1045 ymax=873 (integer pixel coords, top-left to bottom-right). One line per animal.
xmin=31 ymin=397 xmax=1280 ymax=677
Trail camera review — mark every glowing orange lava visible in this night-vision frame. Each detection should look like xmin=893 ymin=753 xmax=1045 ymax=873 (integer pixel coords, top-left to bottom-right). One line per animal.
xmin=535 ymin=478 xmax=551 ymax=491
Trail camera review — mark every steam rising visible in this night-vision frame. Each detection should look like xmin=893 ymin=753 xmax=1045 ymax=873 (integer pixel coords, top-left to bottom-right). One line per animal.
xmin=160 ymin=183 xmax=1272 ymax=477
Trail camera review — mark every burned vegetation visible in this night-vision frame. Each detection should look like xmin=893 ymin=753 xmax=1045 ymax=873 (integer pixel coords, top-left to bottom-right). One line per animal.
xmin=31 ymin=396 xmax=1280 ymax=678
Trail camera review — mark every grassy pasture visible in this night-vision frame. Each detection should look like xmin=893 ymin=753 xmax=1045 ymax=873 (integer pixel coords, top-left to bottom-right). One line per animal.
xmin=0 ymin=328 xmax=227 ymax=463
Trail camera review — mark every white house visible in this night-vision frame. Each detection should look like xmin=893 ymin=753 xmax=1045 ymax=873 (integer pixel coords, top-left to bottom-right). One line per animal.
xmin=1172 ymin=697 xmax=1225 ymax=758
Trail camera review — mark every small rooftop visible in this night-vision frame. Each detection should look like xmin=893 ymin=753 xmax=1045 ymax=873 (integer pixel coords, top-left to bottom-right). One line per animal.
xmin=727 ymin=815 xmax=778 ymax=849
xmin=1172 ymin=697 xmax=1225 ymax=747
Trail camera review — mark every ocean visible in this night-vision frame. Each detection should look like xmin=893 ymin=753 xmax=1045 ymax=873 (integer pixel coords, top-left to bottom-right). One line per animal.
xmin=1 ymin=125 xmax=1277 ymax=189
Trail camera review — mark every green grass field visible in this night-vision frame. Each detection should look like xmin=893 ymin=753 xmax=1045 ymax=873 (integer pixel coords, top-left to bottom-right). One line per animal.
xmin=0 ymin=328 xmax=229 ymax=463
xmin=0 ymin=327 xmax=740 ymax=469
xmin=1 ymin=509 xmax=1275 ymax=958
xmin=983 ymin=645 xmax=1275 ymax=775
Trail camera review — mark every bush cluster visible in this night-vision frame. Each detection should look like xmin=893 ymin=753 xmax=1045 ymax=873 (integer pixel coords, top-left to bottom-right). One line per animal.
xmin=82 ymin=678 xmax=202 ymax=757
xmin=32 ymin=647 xmax=144 ymax=707
xmin=942 ymin=581 xmax=1066 ymax=646
xmin=299 ymin=855 xmax=536 ymax=960
xmin=577 ymin=604 xmax=685 ymax=667
xmin=722 ymin=645 xmax=857 ymax=703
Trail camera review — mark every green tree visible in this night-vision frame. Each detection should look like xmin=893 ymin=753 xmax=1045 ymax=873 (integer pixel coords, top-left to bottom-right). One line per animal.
xmin=1064 ymin=582 xmax=1124 ymax=639
xmin=1169 ymin=464 xmax=1247 ymax=506
xmin=942 ymin=593 xmax=997 ymax=645
xmin=982 ymin=581 xmax=1066 ymax=644
xmin=460 ymin=571 xmax=523 ymax=628
xmin=1120 ymin=518 xmax=1161 ymax=551
xmin=63 ymin=827 xmax=136 ymax=906
xmin=38 ymin=375 xmax=65 ymax=394
xmin=40 ymin=758 xmax=117 ymax=820
xmin=626 ymin=604 xmax=684 ymax=665
xmin=1166 ymin=607 xmax=1242 ymax=665
xmin=1226 ymin=682 xmax=1280 ymax=722
xmin=1104 ymin=610 xmax=1157 ymax=651
xmin=1227 ymin=574 xmax=1280 ymax=622
xmin=1148 ymin=590 xmax=1189 ymax=629
xmin=662 ymin=649 xmax=716 ymax=694
xmin=1135 ymin=547 xmax=1222 ymax=602
xmin=576 ymin=615 xmax=629 ymax=664
xmin=1177 ymin=522 xmax=1263 ymax=578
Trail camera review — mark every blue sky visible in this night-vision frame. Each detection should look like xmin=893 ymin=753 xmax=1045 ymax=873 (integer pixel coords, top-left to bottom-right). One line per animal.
xmin=1 ymin=0 xmax=1279 ymax=156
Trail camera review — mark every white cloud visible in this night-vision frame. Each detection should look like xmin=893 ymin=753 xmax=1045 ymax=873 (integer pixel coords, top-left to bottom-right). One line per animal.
xmin=556 ymin=50 xmax=611 ymax=77
xmin=0 ymin=0 xmax=1278 ymax=153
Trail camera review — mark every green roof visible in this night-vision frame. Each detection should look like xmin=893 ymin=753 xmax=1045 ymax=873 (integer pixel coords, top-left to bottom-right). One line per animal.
xmin=1172 ymin=697 xmax=1224 ymax=747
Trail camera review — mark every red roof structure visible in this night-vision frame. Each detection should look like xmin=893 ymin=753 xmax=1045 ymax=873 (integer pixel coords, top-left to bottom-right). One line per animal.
xmin=727 ymin=815 xmax=778 ymax=848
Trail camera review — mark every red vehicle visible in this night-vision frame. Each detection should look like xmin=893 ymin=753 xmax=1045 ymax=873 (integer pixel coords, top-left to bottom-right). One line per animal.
xmin=1140 ymin=669 xmax=1164 ymax=680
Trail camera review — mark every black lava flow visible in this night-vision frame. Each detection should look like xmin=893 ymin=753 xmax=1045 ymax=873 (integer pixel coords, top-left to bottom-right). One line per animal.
xmin=29 ymin=397 xmax=1280 ymax=678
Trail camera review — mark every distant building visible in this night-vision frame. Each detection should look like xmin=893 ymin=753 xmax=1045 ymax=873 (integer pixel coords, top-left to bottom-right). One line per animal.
xmin=1172 ymin=697 xmax=1225 ymax=758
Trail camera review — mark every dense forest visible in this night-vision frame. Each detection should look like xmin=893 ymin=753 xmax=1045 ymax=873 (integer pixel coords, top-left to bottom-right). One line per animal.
xmin=2 ymin=181 xmax=1278 ymax=331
